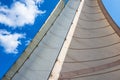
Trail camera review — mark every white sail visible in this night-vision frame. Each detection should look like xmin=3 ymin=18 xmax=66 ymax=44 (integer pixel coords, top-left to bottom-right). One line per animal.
xmin=3 ymin=0 xmax=120 ymax=80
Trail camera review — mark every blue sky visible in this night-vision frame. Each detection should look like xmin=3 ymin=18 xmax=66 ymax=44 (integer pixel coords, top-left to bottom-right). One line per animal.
xmin=102 ymin=0 xmax=120 ymax=27
xmin=0 ymin=0 xmax=59 ymax=79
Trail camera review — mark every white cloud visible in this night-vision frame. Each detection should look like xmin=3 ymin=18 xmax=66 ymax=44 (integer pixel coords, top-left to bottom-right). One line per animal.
xmin=0 ymin=30 xmax=25 ymax=54
xmin=0 ymin=0 xmax=45 ymax=28
xmin=25 ymin=39 xmax=31 ymax=46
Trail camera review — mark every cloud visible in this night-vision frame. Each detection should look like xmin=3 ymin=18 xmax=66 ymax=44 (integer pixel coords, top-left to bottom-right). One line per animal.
xmin=25 ymin=39 xmax=31 ymax=46
xmin=0 ymin=0 xmax=45 ymax=28
xmin=0 ymin=30 xmax=25 ymax=54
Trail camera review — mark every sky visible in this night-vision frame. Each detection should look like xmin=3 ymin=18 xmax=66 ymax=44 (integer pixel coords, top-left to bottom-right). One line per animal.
xmin=0 ymin=0 xmax=59 ymax=79
xmin=102 ymin=0 xmax=120 ymax=27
